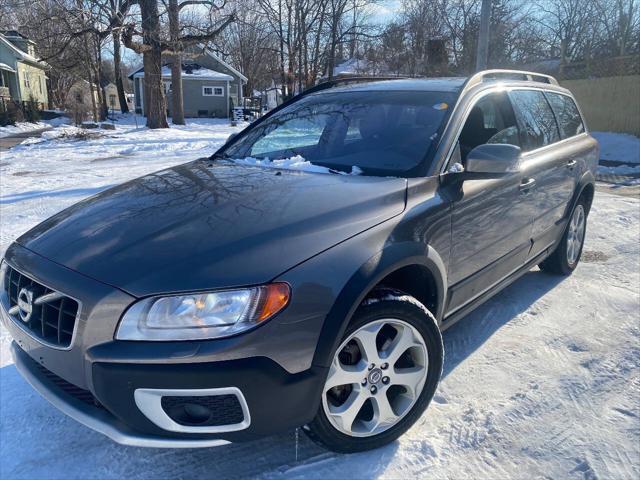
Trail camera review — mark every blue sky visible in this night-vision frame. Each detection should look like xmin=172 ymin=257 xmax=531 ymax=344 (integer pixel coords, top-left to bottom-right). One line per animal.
xmin=369 ymin=0 xmax=402 ymax=23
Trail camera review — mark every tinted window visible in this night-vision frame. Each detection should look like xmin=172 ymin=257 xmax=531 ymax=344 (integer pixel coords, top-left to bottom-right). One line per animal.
xmin=509 ymin=90 xmax=560 ymax=151
xmin=458 ymin=92 xmax=520 ymax=160
xmin=224 ymin=90 xmax=456 ymax=177
xmin=545 ymin=92 xmax=585 ymax=139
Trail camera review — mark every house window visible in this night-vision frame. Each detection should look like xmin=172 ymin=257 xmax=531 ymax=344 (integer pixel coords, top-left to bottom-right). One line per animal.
xmin=203 ymin=86 xmax=224 ymax=96
xmin=23 ymin=72 xmax=30 ymax=88
xmin=109 ymin=94 xmax=116 ymax=106
xmin=38 ymin=76 xmax=42 ymax=94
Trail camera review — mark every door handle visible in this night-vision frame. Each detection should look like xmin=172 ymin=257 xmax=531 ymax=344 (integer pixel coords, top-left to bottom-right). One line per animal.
xmin=519 ymin=178 xmax=536 ymax=193
xmin=566 ymin=159 xmax=577 ymax=169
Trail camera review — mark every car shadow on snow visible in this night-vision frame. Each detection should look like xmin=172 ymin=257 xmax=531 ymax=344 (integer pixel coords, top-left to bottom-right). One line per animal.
xmin=0 ymin=270 xmax=563 ymax=480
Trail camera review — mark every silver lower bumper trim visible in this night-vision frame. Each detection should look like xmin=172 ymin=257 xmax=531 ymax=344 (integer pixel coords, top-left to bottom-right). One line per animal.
xmin=11 ymin=342 xmax=231 ymax=449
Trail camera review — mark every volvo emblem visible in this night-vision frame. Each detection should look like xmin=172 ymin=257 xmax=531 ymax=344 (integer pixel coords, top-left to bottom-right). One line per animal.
xmin=17 ymin=288 xmax=34 ymax=323
xmin=368 ymin=368 xmax=383 ymax=385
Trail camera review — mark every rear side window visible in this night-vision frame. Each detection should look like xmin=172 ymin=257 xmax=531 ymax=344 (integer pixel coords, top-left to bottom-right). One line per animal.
xmin=509 ymin=90 xmax=560 ymax=151
xmin=545 ymin=92 xmax=585 ymax=139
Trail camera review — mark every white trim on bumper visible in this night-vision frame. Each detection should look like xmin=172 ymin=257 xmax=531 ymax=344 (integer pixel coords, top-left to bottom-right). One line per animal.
xmin=134 ymin=387 xmax=251 ymax=433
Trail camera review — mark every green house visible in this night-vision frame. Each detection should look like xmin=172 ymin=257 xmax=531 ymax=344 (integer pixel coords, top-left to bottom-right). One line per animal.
xmin=0 ymin=31 xmax=49 ymax=109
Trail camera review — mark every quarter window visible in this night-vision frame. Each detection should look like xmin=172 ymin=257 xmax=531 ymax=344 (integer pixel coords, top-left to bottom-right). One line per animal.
xmin=509 ymin=90 xmax=560 ymax=151
xmin=203 ymin=86 xmax=224 ymax=96
xmin=545 ymin=92 xmax=585 ymax=139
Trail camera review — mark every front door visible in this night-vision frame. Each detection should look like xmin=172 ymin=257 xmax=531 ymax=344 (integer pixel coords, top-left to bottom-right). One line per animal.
xmin=443 ymin=91 xmax=532 ymax=316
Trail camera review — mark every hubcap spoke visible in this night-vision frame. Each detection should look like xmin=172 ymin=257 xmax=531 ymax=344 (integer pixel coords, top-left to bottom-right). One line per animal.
xmin=328 ymin=388 xmax=368 ymax=431
xmin=369 ymin=393 xmax=398 ymax=431
xmin=393 ymin=366 xmax=426 ymax=398
xmin=352 ymin=325 xmax=383 ymax=364
xmin=324 ymin=359 xmax=367 ymax=391
xmin=382 ymin=325 xmax=420 ymax=366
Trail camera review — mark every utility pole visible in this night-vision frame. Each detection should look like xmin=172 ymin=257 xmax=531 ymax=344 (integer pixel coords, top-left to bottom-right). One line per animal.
xmin=475 ymin=0 xmax=491 ymax=71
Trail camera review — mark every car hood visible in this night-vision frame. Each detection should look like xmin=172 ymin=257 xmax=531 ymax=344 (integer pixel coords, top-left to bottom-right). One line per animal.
xmin=17 ymin=161 xmax=407 ymax=296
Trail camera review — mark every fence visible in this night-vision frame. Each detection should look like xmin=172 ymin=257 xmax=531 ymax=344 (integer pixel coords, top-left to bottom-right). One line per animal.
xmin=561 ymin=75 xmax=640 ymax=136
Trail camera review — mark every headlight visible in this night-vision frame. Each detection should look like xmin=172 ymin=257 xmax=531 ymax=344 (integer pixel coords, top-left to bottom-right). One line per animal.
xmin=115 ymin=283 xmax=290 ymax=341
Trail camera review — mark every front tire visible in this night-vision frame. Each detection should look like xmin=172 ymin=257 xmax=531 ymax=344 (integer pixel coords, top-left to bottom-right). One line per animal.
xmin=304 ymin=292 xmax=443 ymax=453
xmin=539 ymin=196 xmax=588 ymax=275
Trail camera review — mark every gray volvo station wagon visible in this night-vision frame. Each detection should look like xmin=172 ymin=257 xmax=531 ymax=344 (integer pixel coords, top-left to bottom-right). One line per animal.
xmin=1 ymin=70 xmax=597 ymax=452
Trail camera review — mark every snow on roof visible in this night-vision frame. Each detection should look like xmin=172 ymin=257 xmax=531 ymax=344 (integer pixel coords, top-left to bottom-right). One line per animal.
xmin=0 ymin=62 xmax=16 ymax=72
xmin=0 ymin=34 xmax=48 ymax=68
xmin=133 ymin=64 xmax=234 ymax=81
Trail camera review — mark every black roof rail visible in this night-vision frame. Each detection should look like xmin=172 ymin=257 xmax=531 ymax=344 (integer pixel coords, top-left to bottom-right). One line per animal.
xmin=298 ymin=75 xmax=407 ymax=97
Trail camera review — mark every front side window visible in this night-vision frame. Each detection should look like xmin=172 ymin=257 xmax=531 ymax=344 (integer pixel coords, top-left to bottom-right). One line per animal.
xmin=203 ymin=86 xmax=224 ymax=96
xmin=509 ymin=90 xmax=560 ymax=151
xmin=223 ymin=90 xmax=457 ymax=177
xmin=458 ymin=91 xmax=521 ymax=161
xmin=545 ymin=92 xmax=585 ymax=139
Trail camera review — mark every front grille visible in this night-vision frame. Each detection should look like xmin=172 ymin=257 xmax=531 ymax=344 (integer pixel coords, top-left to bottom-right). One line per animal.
xmin=35 ymin=362 xmax=104 ymax=409
xmin=161 ymin=395 xmax=244 ymax=427
xmin=2 ymin=264 xmax=79 ymax=348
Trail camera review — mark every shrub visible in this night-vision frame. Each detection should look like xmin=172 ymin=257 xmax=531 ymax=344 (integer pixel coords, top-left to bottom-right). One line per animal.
xmin=0 ymin=100 xmax=24 ymax=126
xmin=24 ymin=96 xmax=41 ymax=123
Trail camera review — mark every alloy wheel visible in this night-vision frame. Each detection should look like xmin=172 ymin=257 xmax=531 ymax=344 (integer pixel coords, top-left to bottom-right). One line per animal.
xmin=567 ymin=204 xmax=586 ymax=266
xmin=321 ymin=318 xmax=428 ymax=437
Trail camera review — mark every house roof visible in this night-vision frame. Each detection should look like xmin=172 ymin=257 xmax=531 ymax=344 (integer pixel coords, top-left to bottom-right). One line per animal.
xmin=198 ymin=45 xmax=248 ymax=82
xmin=132 ymin=64 xmax=234 ymax=81
xmin=0 ymin=33 xmax=48 ymax=69
xmin=0 ymin=62 xmax=16 ymax=73
xmin=128 ymin=47 xmax=247 ymax=83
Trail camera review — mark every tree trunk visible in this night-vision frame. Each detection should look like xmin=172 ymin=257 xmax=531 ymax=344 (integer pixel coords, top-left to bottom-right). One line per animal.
xmin=168 ymin=0 xmax=185 ymax=125
xmin=112 ymin=31 xmax=129 ymax=114
xmin=95 ymin=44 xmax=108 ymax=120
xmin=140 ymin=0 xmax=168 ymax=129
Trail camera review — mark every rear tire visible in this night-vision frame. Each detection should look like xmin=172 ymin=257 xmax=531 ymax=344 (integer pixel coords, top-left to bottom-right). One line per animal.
xmin=303 ymin=291 xmax=443 ymax=453
xmin=539 ymin=196 xmax=588 ymax=275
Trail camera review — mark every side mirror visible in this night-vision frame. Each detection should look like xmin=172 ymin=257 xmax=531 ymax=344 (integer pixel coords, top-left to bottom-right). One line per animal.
xmin=465 ymin=143 xmax=521 ymax=175
xmin=227 ymin=132 xmax=238 ymax=143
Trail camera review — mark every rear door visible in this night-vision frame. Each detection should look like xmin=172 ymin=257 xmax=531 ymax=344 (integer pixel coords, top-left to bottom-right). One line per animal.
xmin=509 ymin=89 xmax=577 ymax=259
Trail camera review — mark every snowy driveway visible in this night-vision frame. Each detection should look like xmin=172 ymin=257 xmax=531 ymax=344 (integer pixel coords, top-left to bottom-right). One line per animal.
xmin=0 ymin=121 xmax=639 ymax=479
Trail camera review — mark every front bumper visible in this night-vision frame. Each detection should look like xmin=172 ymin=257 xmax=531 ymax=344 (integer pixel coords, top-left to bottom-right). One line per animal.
xmin=12 ymin=341 xmax=326 ymax=447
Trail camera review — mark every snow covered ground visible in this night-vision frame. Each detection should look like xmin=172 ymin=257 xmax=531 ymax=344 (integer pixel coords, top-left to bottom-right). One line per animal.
xmin=0 ymin=121 xmax=639 ymax=479
xmin=593 ymin=132 xmax=640 ymax=180
xmin=0 ymin=116 xmax=69 ymax=138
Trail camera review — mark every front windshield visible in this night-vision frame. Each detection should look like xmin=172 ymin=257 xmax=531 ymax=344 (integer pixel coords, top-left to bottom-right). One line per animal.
xmin=223 ymin=90 xmax=456 ymax=177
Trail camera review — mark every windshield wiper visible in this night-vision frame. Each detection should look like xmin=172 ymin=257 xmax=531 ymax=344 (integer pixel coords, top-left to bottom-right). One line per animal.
xmin=208 ymin=151 xmax=232 ymax=161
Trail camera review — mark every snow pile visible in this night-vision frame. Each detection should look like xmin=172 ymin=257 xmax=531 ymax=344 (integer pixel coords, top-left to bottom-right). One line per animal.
xmin=0 ymin=121 xmax=49 ymax=138
xmin=232 ymin=155 xmax=362 ymax=175
xmin=0 ymin=116 xmax=70 ymax=138
xmin=593 ymin=131 xmax=640 ymax=179
xmin=593 ymin=131 xmax=640 ymax=163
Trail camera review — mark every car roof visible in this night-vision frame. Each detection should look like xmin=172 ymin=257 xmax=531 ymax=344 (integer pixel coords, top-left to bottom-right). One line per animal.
xmin=314 ymin=78 xmax=468 ymax=94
